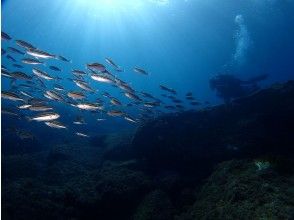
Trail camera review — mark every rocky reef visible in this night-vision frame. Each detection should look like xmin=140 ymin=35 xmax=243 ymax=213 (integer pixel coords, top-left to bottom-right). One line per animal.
xmin=2 ymin=81 xmax=294 ymax=220
xmin=177 ymin=159 xmax=294 ymax=219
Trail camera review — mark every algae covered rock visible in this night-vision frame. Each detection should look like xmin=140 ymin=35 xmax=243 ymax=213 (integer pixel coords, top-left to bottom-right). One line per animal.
xmin=133 ymin=190 xmax=173 ymax=220
xmin=179 ymin=159 xmax=294 ymax=220
xmin=95 ymin=161 xmax=153 ymax=218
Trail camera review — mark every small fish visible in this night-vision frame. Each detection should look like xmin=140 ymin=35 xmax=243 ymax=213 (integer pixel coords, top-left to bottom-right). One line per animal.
xmin=143 ymin=101 xmax=160 ymax=108
xmin=105 ymin=57 xmax=120 ymax=69
xmin=18 ymin=104 xmax=32 ymax=109
xmin=110 ymin=98 xmax=122 ymax=106
xmin=102 ymin=92 xmax=112 ymax=98
xmin=1 ymin=91 xmax=23 ymax=101
xmin=186 ymin=92 xmax=193 ymax=96
xmin=72 ymin=69 xmax=87 ymax=76
xmin=141 ymin=92 xmax=155 ymax=99
xmin=28 ymin=112 xmax=60 ymax=122
xmin=7 ymin=47 xmax=25 ymax=55
xmin=22 ymin=58 xmax=43 ymax=65
xmin=45 ymin=121 xmax=67 ymax=129
xmin=107 ymin=110 xmax=124 ymax=117
xmin=159 ymin=85 xmax=177 ymax=94
xmin=73 ymin=116 xmax=86 ymax=125
xmin=2 ymin=109 xmax=19 ymax=116
xmin=32 ymin=68 xmax=54 ymax=80
xmin=124 ymin=92 xmax=142 ymax=101
xmin=15 ymin=40 xmax=36 ymax=50
xmin=56 ymin=55 xmax=71 ymax=62
xmin=2 ymin=49 xmax=6 ymax=55
xmin=2 ymin=69 xmax=12 ymax=78
xmin=67 ymin=91 xmax=85 ymax=100
xmin=7 ymin=55 xmax=16 ymax=62
xmin=91 ymin=74 xmax=114 ymax=84
xmin=73 ymin=79 xmax=94 ymax=92
xmin=97 ymin=118 xmax=106 ymax=122
xmin=133 ymin=67 xmax=148 ymax=75
xmin=117 ymin=83 xmax=135 ymax=93
xmin=45 ymin=90 xmax=64 ymax=101
xmin=87 ymin=62 xmax=106 ymax=72
xmin=27 ymin=98 xmax=48 ymax=105
xmin=1 ymin=31 xmax=12 ymax=40
xmin=53 ymin=84 xmax=65 ymax=91
xmin=76 ymin=103 xmax=103 ymax=111
xmin=76 ymin=132 xmax=89 ymax=138
xmin=29 ymin=104 xmax=53 ymax=111
xmin=49 ymin=66 xmax=61 ymax=71
xmin=20 ymin=91 xmax=34 ymax=98
xmin=124 ymin=115 xmax=137 ymax=123
xmin=10 ymin=71 xmax=32 ymax=80
xmin=27 ymin=48 xmax=55 ymax=59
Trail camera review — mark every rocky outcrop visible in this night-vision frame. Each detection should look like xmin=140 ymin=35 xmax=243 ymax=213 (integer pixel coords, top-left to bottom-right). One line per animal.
xmin=177 ymin=159 xmax=294 ymax=220
xmin=131 ymin=81 xmax=294 ymax=176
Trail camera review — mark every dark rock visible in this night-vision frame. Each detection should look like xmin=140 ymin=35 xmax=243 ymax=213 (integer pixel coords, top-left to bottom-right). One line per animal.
xmin=133 ymin=190 xmax=173 ymax=220
xmin=131 ymin=81 xmax=294 ymax=177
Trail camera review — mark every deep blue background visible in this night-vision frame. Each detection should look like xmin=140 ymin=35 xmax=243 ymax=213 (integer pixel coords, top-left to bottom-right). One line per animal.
xmin=2 ymin=0 xmax=294 ymax=144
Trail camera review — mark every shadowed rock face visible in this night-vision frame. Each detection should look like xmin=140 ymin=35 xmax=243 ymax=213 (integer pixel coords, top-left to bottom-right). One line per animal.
xmin=131 ymin=81 xmax=294 ymax=176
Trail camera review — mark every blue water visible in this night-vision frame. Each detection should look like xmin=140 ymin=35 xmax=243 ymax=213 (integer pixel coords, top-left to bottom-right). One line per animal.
xmin=2 ymin=0 xmax=294 ymax=140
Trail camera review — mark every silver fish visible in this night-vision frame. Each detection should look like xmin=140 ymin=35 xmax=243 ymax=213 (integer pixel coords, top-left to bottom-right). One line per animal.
xmin=87 ymin=62 xmax=106 ymax=72
xmin=18 ymin=104 xmax=32 ymax=109
xmin=124 ymin=115 xmax=137 ymax=123
xmin=27 ymin=48 xmax=55 ymax=59
xmin=133 ymin=67 xmax=148 ymax=75
xmin=28 ymin=112 xmax=60 ymax=122
xmin=29 ymin=104 xmax=53 ymax=111
xmin=73 ymin=80 xmax=94 ymax=92
xmin=33 ymin=68 xmax=54 ymax=80
xmin=45 ymin=90 xmax=64 ymax=101
xmin=67 ymin=91 xmax=85 ymax=100
xmin=1 ymin=91 xmax=23 ymax=101
xmin=76 ymin=103 xmax=103 ymax=111
xmin=107 ymin=110 xmax=124 ymax=117
xmin=45 ymin=120 xmax=67 ymax=129
xmin=91 ymin=74 xmax=113 ymax=84
xmin=22 ymin=58 xmax=43 ymax=65
xmin=20 ymin=91 xmax=34 ymax=98
xmin=56 ymin=55 xmax=71 ymax=62
xmin=76 ymin=132 xmax=89 ymax=138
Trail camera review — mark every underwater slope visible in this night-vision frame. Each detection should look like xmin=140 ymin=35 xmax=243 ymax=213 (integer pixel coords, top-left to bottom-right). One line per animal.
xmin=3 ymin=81 xmax=294 ymax=220
xmin=131 ymin=81 xmax=294 ymax=175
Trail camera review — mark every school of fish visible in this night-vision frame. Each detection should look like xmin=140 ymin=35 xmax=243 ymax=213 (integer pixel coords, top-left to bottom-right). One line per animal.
xmin=1 ymin=31 xmax=205 ymax=138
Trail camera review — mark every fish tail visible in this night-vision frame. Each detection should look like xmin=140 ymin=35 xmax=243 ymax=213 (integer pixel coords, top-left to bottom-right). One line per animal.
xmin=25 ymin=116 xmax=32 ymax=121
